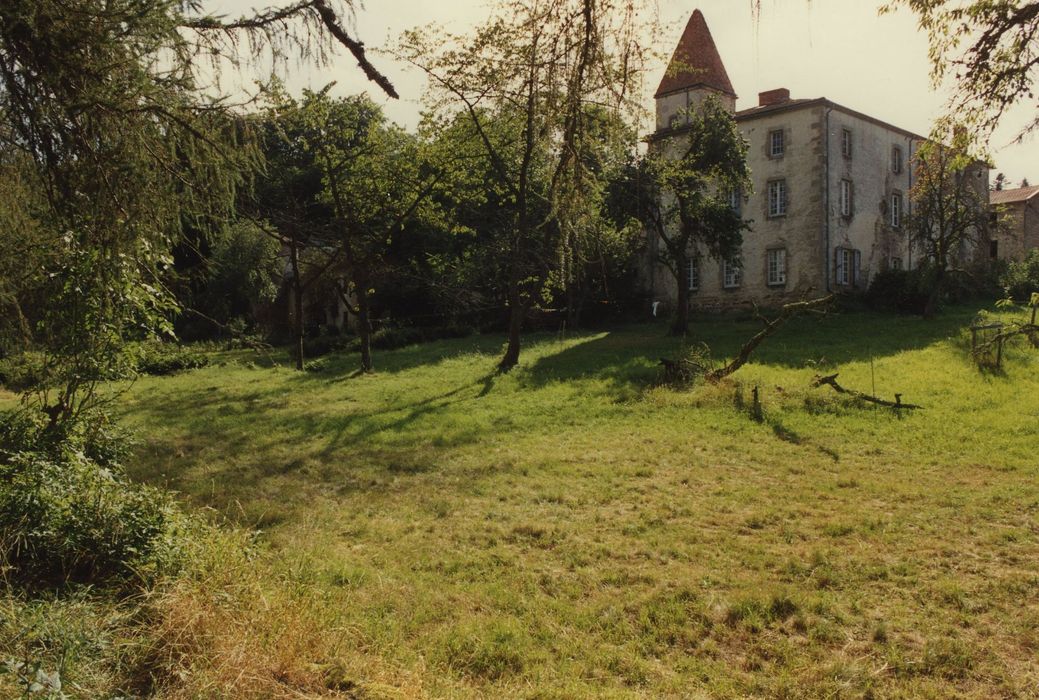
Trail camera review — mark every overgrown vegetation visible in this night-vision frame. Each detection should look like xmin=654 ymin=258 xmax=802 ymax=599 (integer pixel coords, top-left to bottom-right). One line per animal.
xmin=1002 ymin=248 xmax=1039 ymax=302
xmin=3 ymin=307 xmax=1032 ymax=697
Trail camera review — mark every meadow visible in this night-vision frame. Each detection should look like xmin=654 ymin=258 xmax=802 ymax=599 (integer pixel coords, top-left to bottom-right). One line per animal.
xmin=7 ymin=304 xmax=1039 ymax=698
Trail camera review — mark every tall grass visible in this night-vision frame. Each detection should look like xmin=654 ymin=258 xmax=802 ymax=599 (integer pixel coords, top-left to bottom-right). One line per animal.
xmin=3 ymin=304 xmax=1038 ymax=697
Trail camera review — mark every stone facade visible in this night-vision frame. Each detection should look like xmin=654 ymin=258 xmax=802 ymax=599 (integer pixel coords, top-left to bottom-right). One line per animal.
xmin=644 ymin=10 xmax=988 ymax=311
xmin=990 ymin=186 xmax=1039 ymax=261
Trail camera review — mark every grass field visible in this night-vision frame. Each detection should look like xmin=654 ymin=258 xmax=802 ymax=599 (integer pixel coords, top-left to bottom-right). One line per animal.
xmin=30 ymin=305 xmax=1039 ymax=697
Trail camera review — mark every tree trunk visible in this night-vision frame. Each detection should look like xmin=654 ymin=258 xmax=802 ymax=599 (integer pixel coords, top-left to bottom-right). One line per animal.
xmin=357 ymin=282 xmax=373 ymax=373
xmin=499 ymin=282 xmax=524 ymax=372
xmin=670 ymin=252 xmax=690 ymax=336
xmin=565 ymin=282 xmax=583 ymax=329
xmin=923 ymin=266 xmax=944 ymax=319
xmin=290 ymin=241 xmax=305 ymax=371
xmin=706 ymin=295 xmax=834 ymax=382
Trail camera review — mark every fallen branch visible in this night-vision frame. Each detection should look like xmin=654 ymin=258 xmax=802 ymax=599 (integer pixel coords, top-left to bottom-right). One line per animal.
xmin=811 ymin=373 xmax=922 ymax=410
xmin=658 ymin=357 xmax=704 ymax=385
xmin=705 ymin=295 xmax=834 ymax=382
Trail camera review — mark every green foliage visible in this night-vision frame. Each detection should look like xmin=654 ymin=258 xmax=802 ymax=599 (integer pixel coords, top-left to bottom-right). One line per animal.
xmin=302 ymin=324 xmax=476 ymax=358
xmin=190 ymin=221 xmax=283 ymax=336
xmin=0 ymin=0 xmax=389 ymax=425
xmin=0 ymin=408 xmax=175 ymax=588
xmin=0 ymin=0 xmax=260 ymax=426
xmin=399 ymin=0 xmax=649 ymax=368
xmin=0 ymin=449 xmax=184 ymax=588
xmin=132 ymin=343 xmax=210 ymax=377
xmin=0 ymin=352 xmax=45 ymax=393
xmin=1001 ymin=248 xmax=1039 ymax=301
xmin=882 ymin=0 xmax=1039 ymax=138
xmin=866 ymin=269 xmax=933 ymax=314
xmin=636 ymin=97 xmax=752 ymax=334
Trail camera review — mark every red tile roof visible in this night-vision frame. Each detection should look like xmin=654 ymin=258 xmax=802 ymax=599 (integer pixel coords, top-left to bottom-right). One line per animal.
xmin=990 ymin=185 xmax=1039 ymax=205
xmin=655 ymin=9 xmax=736 ymax=99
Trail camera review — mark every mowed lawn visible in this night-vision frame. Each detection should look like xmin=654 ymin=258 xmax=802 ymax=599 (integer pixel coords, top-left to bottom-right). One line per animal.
xmin=116 ymin=306 xmax=1039 ymax=698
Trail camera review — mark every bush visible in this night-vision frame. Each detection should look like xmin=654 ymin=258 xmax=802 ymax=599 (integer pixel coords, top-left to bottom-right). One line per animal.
xmin=865 ymin=269 xmax=931 ymax=314
xmin=301 ymin=333 xmax=353 ymax=358
xmin=0 ymin=409 xmax=133 ymax=470
xmin=133 ymin=342 xmax=209 ymax=376
xmin=0 ymin=410 xmax=183 ymax=588
xmin=302 ymin=323 xmax=476 ymax=358
xmin=1002 ymin=249 xmax=1039 ymax=302
xmin=0 ymin=352 xmax=46 ymax=392
xmin=0 ymin=450 xmax=185 ymax=587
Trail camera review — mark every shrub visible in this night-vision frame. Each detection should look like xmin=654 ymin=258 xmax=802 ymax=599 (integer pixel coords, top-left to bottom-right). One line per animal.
xmin=865 ymin=269 xmax=931 ymax=314
xmin=133 ymin=342 xmax=209 ymax=376
xmin=0 ymin=352 xmax=46 ymax=392
xmin=1002 ymin=249 xmax=1039 ymax=302
xmin=0 ymin=451 xmax=185 ymax=587
xmin=0 ymin=409 xmax=133 ymax=469
xmin=301 ymin=333 xmax=353 ymax=358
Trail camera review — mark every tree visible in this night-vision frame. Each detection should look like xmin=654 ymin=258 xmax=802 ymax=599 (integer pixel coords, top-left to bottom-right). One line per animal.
xmin=637 ymin=99 xmax=751 ymax=336
xmin=552 ymin=107 xmax=645 ymax=328
xmin=907 ymin=133 xmax=991 ymax=317
xmin=258 ymin=89 xmax=445 ymax=372
xmin=400 ymin=0 xmax=648 ymax=371
xmin=0 ymin=0 xmax=396 ymax=430
xmin=883 ymin=0 xmax=1039 ymax=140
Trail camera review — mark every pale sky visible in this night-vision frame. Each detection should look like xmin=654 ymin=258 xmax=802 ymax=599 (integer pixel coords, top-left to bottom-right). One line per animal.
xmin=210 ymin=0 xmax=1035 ymax=184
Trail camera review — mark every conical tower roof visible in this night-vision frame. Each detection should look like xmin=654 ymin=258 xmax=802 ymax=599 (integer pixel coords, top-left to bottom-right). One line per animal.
xmin=655 ymin=9 xmax=736 ymax=99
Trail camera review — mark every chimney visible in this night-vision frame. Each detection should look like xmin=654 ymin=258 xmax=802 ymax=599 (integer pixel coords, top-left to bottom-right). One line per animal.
xmin=759 ymin=88 xmax=790 ymax=107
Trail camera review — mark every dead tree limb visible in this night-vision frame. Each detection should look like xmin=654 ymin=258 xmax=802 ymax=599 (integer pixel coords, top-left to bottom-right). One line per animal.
xmin=184 ymin=0 xmax=399 ymax=99
xmin=991 ymin=323 xmax=1039 ymax=350
xmin=811 ymin=373 xmax=923 ymax=410
xmin=705 ymin=295 xmax=834 ymax=382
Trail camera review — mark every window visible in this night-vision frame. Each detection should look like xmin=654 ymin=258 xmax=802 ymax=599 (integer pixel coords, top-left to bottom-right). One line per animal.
xmin=890 ymin=192 xmax=902 ymax=228
xmin=767 ymin=249 xmax=787 ymax=286
xmin=768 ymin=179 xmax=788 ymax=217
xmin=891 ymin=257 xmax=903 ymax=271
xmin=769 ymin=129 xmax=785 ymax=158
xmin=990 ymin=239 xmax=999 ymax=259
xmin=669 ymin=113 xmax=683 ymax=130
xmin=723 ymin=257 xmax=742 ymax=289
xmin=891 ymin=146 xmax=903 ymax=174
xmin=728 ymin=187 xmax=742 ymax=215
xmin=835 ymin=247 xmax=861 ymax=287
xmin=842 ymin=129 xmax=853 ymax=159
xmin=686 ymin=258 xmax=699 ymax=291
xmin=840 ymin=179 xmax=854 ymax=218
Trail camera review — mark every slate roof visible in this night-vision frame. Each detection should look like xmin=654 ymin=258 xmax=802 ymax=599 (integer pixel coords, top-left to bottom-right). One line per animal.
xmin=655 ymin=9 xmax=736 ymax=99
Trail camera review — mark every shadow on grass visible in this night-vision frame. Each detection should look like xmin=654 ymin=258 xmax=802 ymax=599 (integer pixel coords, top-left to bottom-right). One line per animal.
xmin=122 ymin=368 xmax=505 ymax=513
xmin=295 ymin=334 xmax=508 ymax=381
xmin=520 ymin=307 xmax=979 ymax=391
